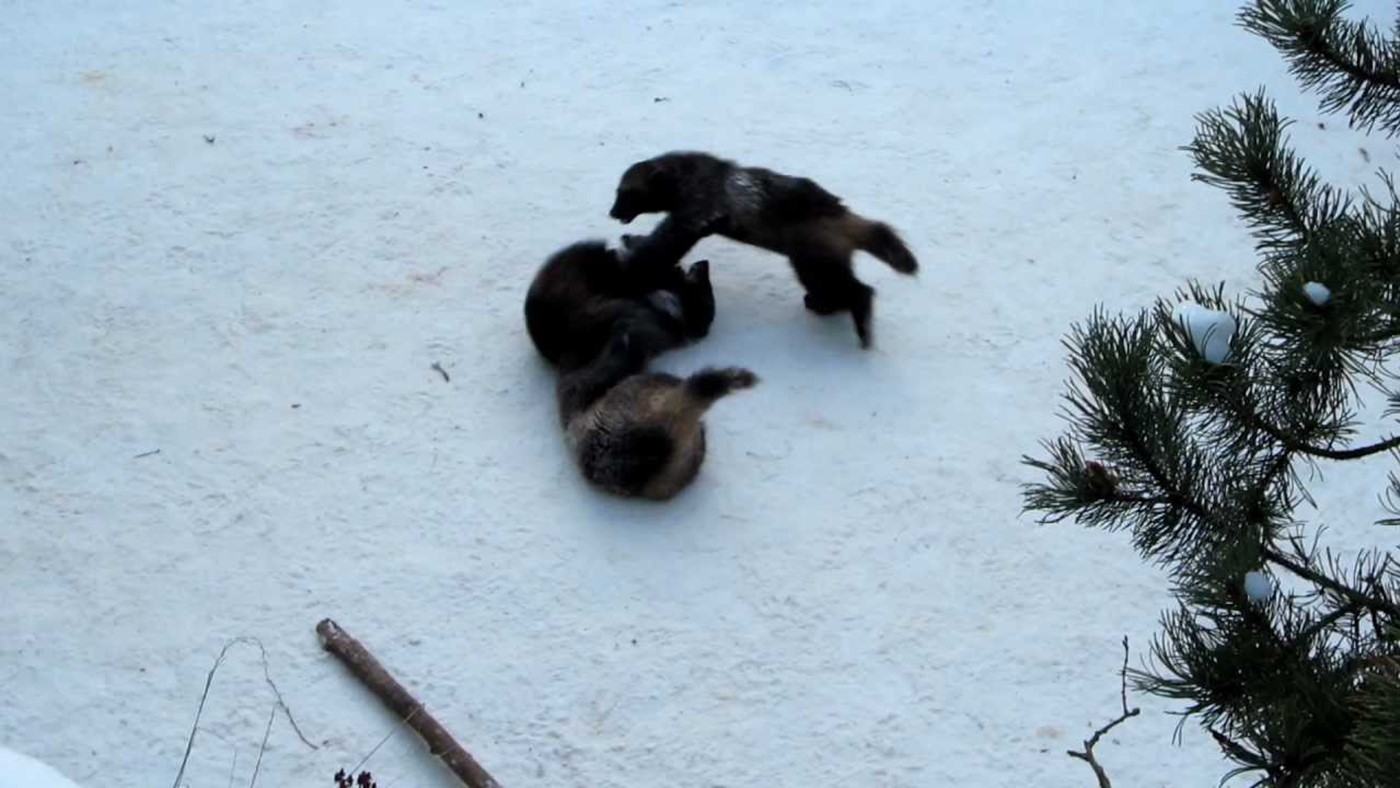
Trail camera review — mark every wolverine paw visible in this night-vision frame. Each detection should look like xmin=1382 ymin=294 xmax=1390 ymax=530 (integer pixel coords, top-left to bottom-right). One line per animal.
xmin=803 ymin=292 xmax=843 ymax=315
xmin=850 ymin=287 xmax=874 ymax=349
xmin=605 ymin=325 xmax=633 ymax=355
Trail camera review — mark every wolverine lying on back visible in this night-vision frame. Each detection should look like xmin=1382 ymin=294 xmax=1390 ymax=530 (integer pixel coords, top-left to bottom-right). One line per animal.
xmin=557 ymin=329 xmax=757 ymax=500
xmin=609 ymin=151 xmax=919 ymax=348
xmin=524 ymin=239 xmax=713 ymax=372
xmin=524 ymin=238 xmax=757 ymax=500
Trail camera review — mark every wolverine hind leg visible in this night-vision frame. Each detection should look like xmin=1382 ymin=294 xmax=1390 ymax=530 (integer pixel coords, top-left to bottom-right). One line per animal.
xmin=556 ymin=327 xmax=647 ymax=424
xmin=787 ymin=241 xmax=876 ymax=348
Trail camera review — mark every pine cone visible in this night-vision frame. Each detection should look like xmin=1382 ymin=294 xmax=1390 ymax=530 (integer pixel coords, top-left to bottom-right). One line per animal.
xmin=1082 ymin=461 xmax=1118 ymax=500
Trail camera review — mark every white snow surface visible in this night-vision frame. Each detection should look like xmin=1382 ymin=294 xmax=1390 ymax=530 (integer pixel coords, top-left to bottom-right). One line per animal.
xmin=5 ymin=1 xmax=1399 ymax=786
xmin=0 ymin=747 xmax=84 ymax=788
xmin=1243 ymin=571 xmax=1275 ymax=606
xmin=1304 ymin=280 xmax=1333 ymax=307
xmin=1173 ymin=301 xmax=1237 ymax=364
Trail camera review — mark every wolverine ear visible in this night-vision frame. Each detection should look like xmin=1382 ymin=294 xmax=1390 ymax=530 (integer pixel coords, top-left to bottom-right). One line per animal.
xmin=619 ymin=160 xmax=662 ymax=191
xmin=642 ymin=159 xmax=675 ymax=187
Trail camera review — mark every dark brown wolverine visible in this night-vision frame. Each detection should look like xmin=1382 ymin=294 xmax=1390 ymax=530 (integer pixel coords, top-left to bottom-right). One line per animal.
xmin=524 ymin=238 xmax=714 ymax=372
xmin=608 ymin=151 xmax=918 ymax=348
xmin=524 ymin=238 xmax=756 ymax=500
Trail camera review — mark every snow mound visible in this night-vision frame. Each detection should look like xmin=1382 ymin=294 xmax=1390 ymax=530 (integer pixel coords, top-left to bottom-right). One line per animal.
xmin=0 ymin=748 xmax=83 ymax=788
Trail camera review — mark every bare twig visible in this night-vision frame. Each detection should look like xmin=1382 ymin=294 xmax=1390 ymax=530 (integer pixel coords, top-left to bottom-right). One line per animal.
xmin=431 ymin=362 xmax=451 ymax=383
xmin=349 ymin=707 xmax=420 ymax=777
xmin=244 ymin=637 xmax=318 ymax=749
xmin=170 ymin=637 xmax=318 ymax=788
xmin=135 ymin=449 xmax=161 ymax=459
xmin=315 ymin=618 xmax=503 ymax=788
xmin=248 ymin=706 xmax=276 ymax=788
xmin=172 ymin=640 xmax=239 ymax=788
xmin=1067 ymin=637 xmax=1142 ymax=788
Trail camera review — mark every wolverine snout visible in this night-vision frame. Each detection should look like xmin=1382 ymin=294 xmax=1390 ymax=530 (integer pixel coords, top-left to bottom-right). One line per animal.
xmin=609 ymin=202 xmax=636 ymax=223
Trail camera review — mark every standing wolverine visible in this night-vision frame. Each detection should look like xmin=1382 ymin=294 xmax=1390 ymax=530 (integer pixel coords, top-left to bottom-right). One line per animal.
xmin=608 ymin=151 xmax=919 ymax=348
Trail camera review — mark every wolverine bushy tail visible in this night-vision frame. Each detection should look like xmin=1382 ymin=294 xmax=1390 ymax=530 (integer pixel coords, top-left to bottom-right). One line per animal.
xmin=684 ymin=367 xmax=759 ymax=405
xmin=855 ymin=219 xmax=918 ymax=274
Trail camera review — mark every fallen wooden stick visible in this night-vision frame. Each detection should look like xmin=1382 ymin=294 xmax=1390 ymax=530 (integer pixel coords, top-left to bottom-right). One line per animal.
xmin=315 ymin=618 xmax=503 ymax=788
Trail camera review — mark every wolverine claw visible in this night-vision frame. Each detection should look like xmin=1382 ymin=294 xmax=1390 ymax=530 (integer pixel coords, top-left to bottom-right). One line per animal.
xmin=851 ymin=288 xmax=874 ymax=349
xmin=852 ymin=317 xmax=872 ymax=348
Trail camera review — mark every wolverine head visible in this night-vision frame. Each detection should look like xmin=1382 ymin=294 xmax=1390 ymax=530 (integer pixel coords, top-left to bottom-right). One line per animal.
xmin=609 ymin=158 xmax=678 ymax=223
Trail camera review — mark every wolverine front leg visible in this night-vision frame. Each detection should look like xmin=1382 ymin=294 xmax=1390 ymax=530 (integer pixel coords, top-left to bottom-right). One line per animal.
xmin=618 ymin=212 xmax=724 ymax=274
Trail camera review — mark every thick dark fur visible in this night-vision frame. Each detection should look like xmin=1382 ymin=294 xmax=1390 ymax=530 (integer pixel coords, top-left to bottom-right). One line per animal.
xmin=608 ymin=150 xmax=919 ymax=348
xmin=557 ymin=328 xmax=758 ymax=500
xmin=524 ymin=239 xmax=715 ymax=372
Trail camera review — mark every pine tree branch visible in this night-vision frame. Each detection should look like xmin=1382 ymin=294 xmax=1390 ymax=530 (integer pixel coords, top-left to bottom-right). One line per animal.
xmin=1119 ymin=423 xmax=1219 ymax=527
xmin=1352 ymin=327 xmax=1400 ymax=345
xmin=1111 ymin=493 xmax=1176 ymax=507
xmin=1257 ymin=450 xmax=1294 ymax=499
xmin=1243 ymin=0 xmax=1400 ymax=137
xmin=1249 ymin=411 xmax=1400 ymax=459
xmin=1296 ymin=598 xmax=1367 ymax=643
xmin=1260 ymin=2 xmax=1400 ymax=88
xmin=1348 ymin=648 xmax=1400 ymax=781
xmin=1031 ymin=313 xmax=1252 ymax=564
xmin=1218 ymin=375 xmax=1398 ymax=460
xmin=1264 ymin=547 xmax=1400 ymax=618
xmin=1204 ymin=722 xmax=1299 ymax=783
xmin=1185 ymin=89 xmax=1348 ymax=254
xmin=1026 ymin=6 xmax=1400 ymax=783
xmin=1209 ymin=727 xmax=1275 ymax=777
xmin=1297 ymin=433 xmax=1400 ymax=460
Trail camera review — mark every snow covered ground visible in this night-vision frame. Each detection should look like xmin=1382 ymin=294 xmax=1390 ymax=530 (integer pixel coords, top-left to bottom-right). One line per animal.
xmin=4 ymin=1 xmax=1396 ymax=786
xmin=0 ymin=747 xmax=84 ymax=788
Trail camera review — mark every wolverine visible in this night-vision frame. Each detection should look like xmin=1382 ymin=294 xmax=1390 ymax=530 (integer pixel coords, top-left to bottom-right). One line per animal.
xmin=608 ymin=151 xmax=919 ymax=348
xmin=556 ymin=327 xmax=758 ymax=500
xmin=524 ymin=238 xmax=715 ymax=372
